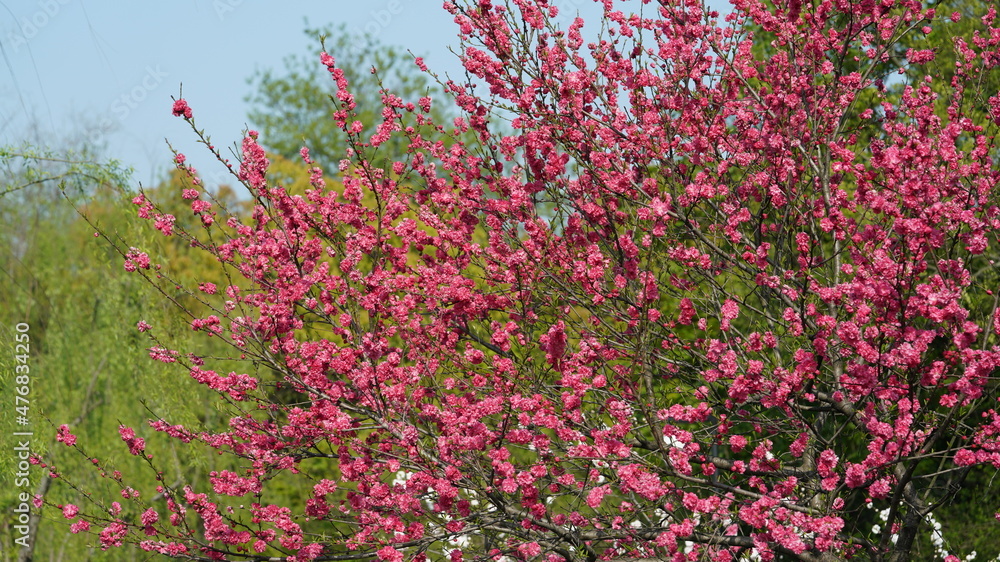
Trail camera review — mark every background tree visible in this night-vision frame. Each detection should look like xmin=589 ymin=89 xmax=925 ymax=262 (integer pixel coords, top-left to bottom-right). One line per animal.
xmin=2 ymin=20 xmax=479 ymax=561
xmin=246 ymin=24 xmax=455 ymax=170
xmin=0 ymin=147 xmax=227 ymax=561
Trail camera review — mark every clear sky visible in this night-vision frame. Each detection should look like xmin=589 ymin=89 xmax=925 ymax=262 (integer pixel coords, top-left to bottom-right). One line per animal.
xmin=1 ymin=0 xmax=729 ymax=189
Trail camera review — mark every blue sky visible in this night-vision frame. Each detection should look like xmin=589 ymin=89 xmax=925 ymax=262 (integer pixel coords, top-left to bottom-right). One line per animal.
xmin=1 ymin=0 xmax=728 ymax=188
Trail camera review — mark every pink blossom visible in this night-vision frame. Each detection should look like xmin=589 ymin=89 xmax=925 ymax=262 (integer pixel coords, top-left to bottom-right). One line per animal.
xmin=517 ymin=542 xmax=541 ymax=557
xmin=119 ymin=425 xmax=146 ymax=455
xmin=678 ymin=298 xmax=696 ymax=325
xmin=171 ymin=99 xmax=192 ymax=119
xmin=845 ymin=464 xmax=867 ymax=488
xmin=124 ymin=248 xmax=151 ymax=271
xmin=954 ymin=449 xmax=977 ymax=466
xmin=238 ymin=130 xmax=269 ymax=191
xmin=376 ymin=546 xmax=403 ymax=562
xmin=720 ymin=299 xmax=740 ymax=320
xmin=869 ymin=478 xmax=891 ymax=499
xmin=586 ymin=485 xmax=610 ymax=509
xmin=99 ymin=521 xmax=128 ymax=549
xmin=56 ymin=424 xmax=77 ymax=446
xmin=153 ymin=214 xmax=175 ymax=236
xmin=141 ymin=507 xmax=159 ymax=526
xmin=192 ymin=199 xmax=212 ymax=214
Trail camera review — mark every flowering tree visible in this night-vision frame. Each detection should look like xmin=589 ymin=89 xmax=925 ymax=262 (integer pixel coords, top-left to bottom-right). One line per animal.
xmin=45 ymin=0 xmax=1000 ymax=560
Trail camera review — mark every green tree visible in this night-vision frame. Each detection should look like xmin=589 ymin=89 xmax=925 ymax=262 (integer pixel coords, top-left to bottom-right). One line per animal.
xmin=246 ymin=23 xmax=452 ymax=170
xmin=0 ymin=147 xmax=225 ymax=561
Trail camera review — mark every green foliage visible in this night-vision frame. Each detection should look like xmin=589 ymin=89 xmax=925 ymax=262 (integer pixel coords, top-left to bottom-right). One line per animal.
xmin=246 ymin=23 xmax=451 ymax=169
xmin=902 ymin=0 xmax=1000 ymax=127
xmin=0 ymin=148 xmax=220 ymax=560
xmin=0 ymin=22 xmax=482 ymax=555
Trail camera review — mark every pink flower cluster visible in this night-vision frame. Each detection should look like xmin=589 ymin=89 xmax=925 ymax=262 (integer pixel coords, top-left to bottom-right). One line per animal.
xmin=237 ymin=130 xmax=269 ymax=192
xmin=171 ymin=98 xmax=192 ymax=119
xmin=56 ymin=424 xmax=76 ymax=446
xmin=123 ymin=247 xmax=150 ymax=272
xmin=118 ymin=425 xmax=145 ymax=456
